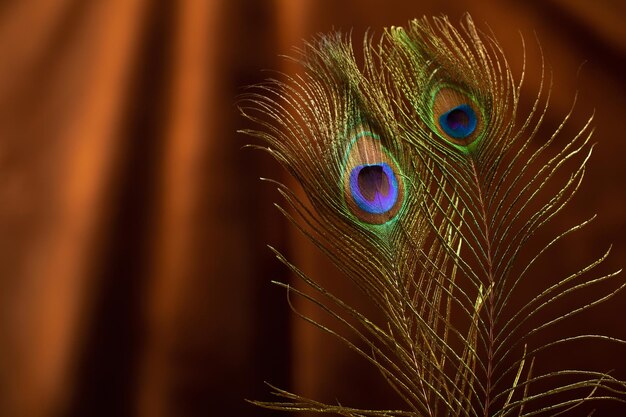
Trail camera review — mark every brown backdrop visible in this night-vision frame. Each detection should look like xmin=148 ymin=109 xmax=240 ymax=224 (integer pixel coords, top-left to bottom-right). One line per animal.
xmin=0 ymin=1 xmax=625 ymax=416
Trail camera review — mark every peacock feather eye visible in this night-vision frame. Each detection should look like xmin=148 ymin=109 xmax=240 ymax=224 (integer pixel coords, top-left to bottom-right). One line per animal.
xmin=438 ymin=104 xmax=477 ymax=138
xmin=349 ymin=163 xmax=399 ymax=214
xmin=342 ymin=129 xmax=404 ymax=225
xmin=431 ymin=86 xmax=484 ymax=148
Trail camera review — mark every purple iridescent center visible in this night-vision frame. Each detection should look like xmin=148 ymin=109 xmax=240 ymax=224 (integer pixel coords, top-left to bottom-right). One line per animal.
xmin=349 ymin=163 xmax=399 ymax=214
xmin=438 ymin=103 xmax=477 ymax=139
xmin=446 ymin=108 xmax=470 ymax=129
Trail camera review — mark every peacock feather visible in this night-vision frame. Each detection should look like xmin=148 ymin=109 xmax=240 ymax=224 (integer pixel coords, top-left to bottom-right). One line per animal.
xmin=240 ymin=14 xmax=626 ymax=417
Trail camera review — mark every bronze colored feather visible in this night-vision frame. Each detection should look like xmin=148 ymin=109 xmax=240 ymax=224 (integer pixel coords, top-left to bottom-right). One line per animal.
xmin=241 ymin=14 xmax=626 ymax=417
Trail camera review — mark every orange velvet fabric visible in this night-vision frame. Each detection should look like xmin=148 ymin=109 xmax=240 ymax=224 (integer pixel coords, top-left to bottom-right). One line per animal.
xmin=0 ymin=1 xmax=624 ymax=416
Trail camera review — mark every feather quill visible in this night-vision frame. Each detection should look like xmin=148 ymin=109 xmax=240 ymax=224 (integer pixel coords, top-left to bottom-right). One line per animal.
xmin=240 ymin=14 xmax=626 ymax=417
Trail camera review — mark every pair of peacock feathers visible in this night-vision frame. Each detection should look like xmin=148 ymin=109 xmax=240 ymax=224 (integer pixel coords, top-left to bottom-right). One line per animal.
xmin=241 ymin=14 xmax=626 ymax=417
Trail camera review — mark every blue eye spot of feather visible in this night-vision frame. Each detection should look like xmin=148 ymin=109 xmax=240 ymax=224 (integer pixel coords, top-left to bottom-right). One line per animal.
xmin=349 ymin=163 xmax=399 ymax=214
xmin=438 ymin=104 xmax=477 ymax=139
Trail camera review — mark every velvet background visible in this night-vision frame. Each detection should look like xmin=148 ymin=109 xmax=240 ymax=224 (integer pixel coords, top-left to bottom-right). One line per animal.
xmin=0 ymin=1 xmax=624 ymax=416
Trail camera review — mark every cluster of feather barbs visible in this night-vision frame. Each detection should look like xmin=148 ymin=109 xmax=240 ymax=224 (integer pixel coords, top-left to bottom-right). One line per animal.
xmin=240 ymin=14 xmax=626 ymax=417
